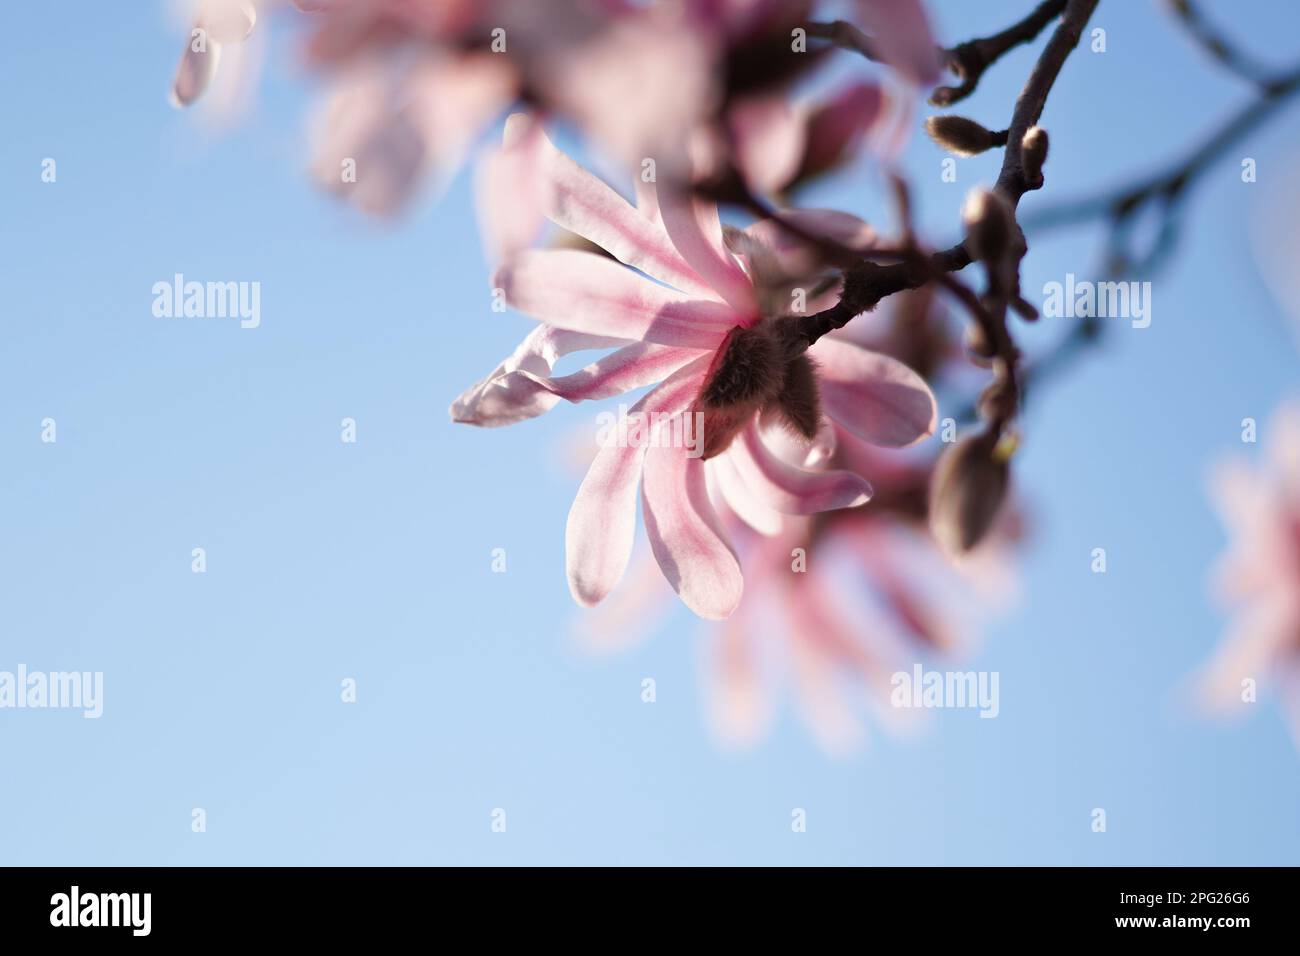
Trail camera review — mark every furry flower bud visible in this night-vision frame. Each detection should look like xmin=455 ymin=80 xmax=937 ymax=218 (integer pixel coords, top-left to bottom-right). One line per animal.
xmin=929 ymin=429 xmax=1012 ymax=555
xmin=924 ymin=115 xmax=1003 ymax=156
xmin=962 ymin=188 xmax=1016 ymax=267
xmin=1021 ymin=126 xmax=1049 ymax=189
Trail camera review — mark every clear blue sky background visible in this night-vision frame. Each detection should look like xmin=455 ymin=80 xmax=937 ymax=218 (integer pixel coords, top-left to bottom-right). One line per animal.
xmin=1 ymin=1 xmax=1298 ymax=865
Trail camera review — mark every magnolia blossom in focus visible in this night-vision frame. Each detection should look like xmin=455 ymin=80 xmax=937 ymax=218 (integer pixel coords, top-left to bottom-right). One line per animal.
xmin=452 ymin=118 xmax=937 ymax=619
xmin=1195 ymin=401 xmax=1300 ymax=746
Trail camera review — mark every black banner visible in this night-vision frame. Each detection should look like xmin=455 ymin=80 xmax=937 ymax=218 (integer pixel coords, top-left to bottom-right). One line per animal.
xmin=0 ymin=867 xmax=1286 ymax=941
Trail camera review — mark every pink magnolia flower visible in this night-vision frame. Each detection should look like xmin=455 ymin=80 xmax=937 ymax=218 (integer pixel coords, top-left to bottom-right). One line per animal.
xmin=1195 ymin=400 xmax=1300 ymax=745
xmin=453 ymin=119 xmax=937 ymax=619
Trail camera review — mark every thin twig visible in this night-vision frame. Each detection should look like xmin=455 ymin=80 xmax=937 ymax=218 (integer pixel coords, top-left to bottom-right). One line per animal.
xmin=1165 ymin=0 xmax=1279 ymax=91
xmin=809 ymin=2 xmax=1068 ymax=106
xmin=790 ymin=0 xmax=1098 ymax=349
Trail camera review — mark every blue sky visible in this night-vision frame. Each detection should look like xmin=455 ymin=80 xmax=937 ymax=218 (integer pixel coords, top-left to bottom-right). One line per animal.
xmin=1 ymin=1 xmax=1298 ymax=865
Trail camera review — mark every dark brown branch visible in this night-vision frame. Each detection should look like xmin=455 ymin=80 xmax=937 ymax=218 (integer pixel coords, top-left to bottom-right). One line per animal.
xmin=808 ymin=2 xmax=1067 ymax=107
xmin=790 ymin=0 xmax=1098 ymax=350
xmin=933 ymin=0 xmax=1069 ymax=106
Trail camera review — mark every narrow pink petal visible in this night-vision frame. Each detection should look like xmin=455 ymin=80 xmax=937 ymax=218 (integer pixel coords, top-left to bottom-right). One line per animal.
xmin=730 ymin=423 xmax=873 ymax=514
xmin=711 ymin=451 xmax=784 ymax=536
xmin=566 ymin=359 xmax=709 ymax=607
xmin=453 ymin=342 xmax=706 ymax=426
xmin=494 ymin=249 xmax=739 ymax=347
xmin=171 ymin=32 xmax=220 ymax=107
xmin=309 ymin=71 xmax=428 ymax=216
xmin=658 ymin=186 xmax=760 ymax=318
xmin=783 ymin=586 xmax=869 ymax=754
xmin=705 ymin=593 xmax=773 ymax=749
xmin=729 ymin=94 xmax=807 ymax=195
xmin=852 ymin=0 xmax=942 ymax=86
xmin=451 ymin=325 xmax=625 ymax=427
xmin=198 ymin=0 xmax=257 ymax=43
xmin=642 ymin=435 xmax=744 ymax=619
xmin=521 ymin=120 xmax=716 ymax=296
xmin=1268 ymin=399 xmax=1300 ymax=494
xmin=739 ymin=209 xmax=875 ymax=285
xmin=544 ymin=14 xmax=717 ymax=174
xmin=404 ymin=53 xmax=515 ymax=190
xmin=811 ymin=337 xmax=937 ymax=447
xmin=798 ymin=82 xmax=883 ymax=178
xmin=474 ymin=112 xmax=546 ymax=262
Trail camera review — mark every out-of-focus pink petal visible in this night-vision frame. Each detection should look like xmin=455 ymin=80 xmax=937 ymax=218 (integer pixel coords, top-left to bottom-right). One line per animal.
xmin=1208 ymin=457 xmax=1263 ymax=527
xmin=566 ymin=358 xmax=709 ymax=607
xmin=797 ymin=82 xmax=884 ymax=180
xmin=657 ymin=186 xmax=760 ymax=318
xmin=703 ymin=560 xmax=782 ymax=748
xmin=1267 ymin=399 xmax=1300 ymax=495
xmin=881 ymin=80 xmax=921 ymax=160
xmin=453 ymin=342 xmax=706 ymax=426
xmin=199 ymin=0 xmax=257 ymax=43
xmin=811 ymin=337 xmax=937 ymax=446
xmin=1196 ymin=598 xmax=1296 ymax=713
xmin=545 ymin=12 xmax=718 ymax=171
xmin=729 ymin=94 xmax=807 ymax=195
xmin=513 ymin=118 xmax=716 ymax=296
xmin=642 ymin=437 xmax=744 ymax=619
xmin=843 ymin=527 xmax=962 ymax=651
xmin=494 ymin=249 xmax=739 ymax=347
xmin=730 ymin=423 xmax=873 ymax=514
xmin=739 ymin=209 xmax=875 ymax=285
xmin=852 ymin=0 xmax=942 ymax=86
xmin=312 ymin=53 xmax=512 ymax=216
xmin=475 ymin=112 xmax=547 ymax=262
xmin=406 ymin=52 xmax=515 ymax=185
xmin=782 ymin=586 xmax=868 ymax=754
xmin=171 ymin=29 xmax=220 ymax=107
xmin=310 ymin=70 xmax=429 ymax=215
xmin=573 ymin=544 xmax=674 ymax=654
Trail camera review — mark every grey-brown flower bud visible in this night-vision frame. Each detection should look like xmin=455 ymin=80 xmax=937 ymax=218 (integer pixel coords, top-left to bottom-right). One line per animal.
xmin=1021 ymin=126 xmax=1049 ymax=189
xmin=929 ymin=429 xmax=1012 ymax=555
xmin=962 ymin=188 xmax=1016 ymax=267
xmin=924 ymin=115 xmax=1004 ymax=157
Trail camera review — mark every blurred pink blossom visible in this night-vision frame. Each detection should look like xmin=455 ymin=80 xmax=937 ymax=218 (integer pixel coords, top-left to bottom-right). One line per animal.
xmin=1195 ymin=400 xmax=1300 ymax=746
xmin=171 ymin=0 xmax=942 ymax=214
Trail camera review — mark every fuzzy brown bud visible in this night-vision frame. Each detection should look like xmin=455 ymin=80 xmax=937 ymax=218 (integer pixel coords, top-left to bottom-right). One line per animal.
xmin=929 ymin=429 xmax=1012 ymax=555
xmin=962 ymin=188 xmax=1016 ymax=267
xmin=1021 ymin=126 xmax=1049 ymax=189
xmin=924 ymin=115 xmax=1002 ymax=157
